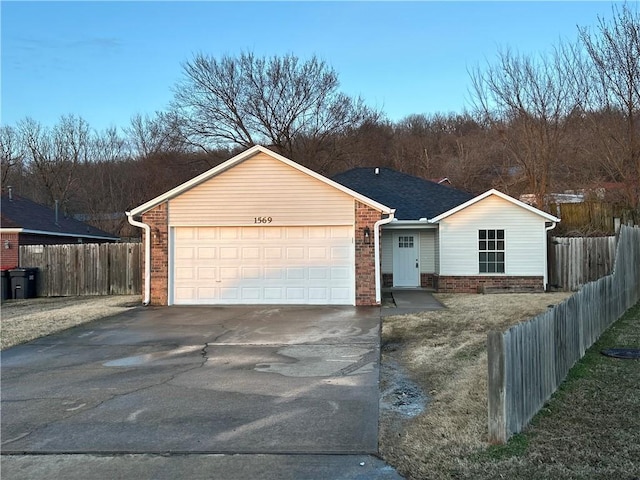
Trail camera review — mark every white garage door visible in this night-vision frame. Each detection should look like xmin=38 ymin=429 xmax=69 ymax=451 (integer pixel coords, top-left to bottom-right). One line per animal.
xmin=172 ymin=226 xmax=354 ymax=305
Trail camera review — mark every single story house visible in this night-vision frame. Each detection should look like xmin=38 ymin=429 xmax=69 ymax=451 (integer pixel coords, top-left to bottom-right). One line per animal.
xmin=126 ymin=145 xmax=560 ymax=306
xmin=0 ymin=192 xmax=119 ymax=268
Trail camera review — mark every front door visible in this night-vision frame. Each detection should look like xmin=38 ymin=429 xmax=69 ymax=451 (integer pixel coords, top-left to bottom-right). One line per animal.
xmin=392 ymin=232 xmax=420 ymax=287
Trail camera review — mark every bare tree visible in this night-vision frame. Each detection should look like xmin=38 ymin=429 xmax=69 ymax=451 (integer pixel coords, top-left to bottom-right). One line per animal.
xmin=578 ymin=3 xmax=640 ymax=207
xmin=171 ymin=52 xmax=378 ymax=159
xmin=18 ymin=115 xmax=90 ymax=208
xmin=126 ymin=112 xmax=185 ymax=159
xmin=0 ymin=126 xmax=24 ymax=185
xmin=470 ymin=46 xmax=580 ymax=207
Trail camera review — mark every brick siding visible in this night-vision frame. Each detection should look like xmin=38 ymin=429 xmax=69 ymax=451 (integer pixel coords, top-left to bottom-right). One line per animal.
xmin=436 ymin=275 xmax=544 ymax=293
xmin=355 ymin=201 xmax=382 ymax=306
xmin=0 ymin=233 xmax=19 ymax=268
xmin=142 ymin=203 xmax=169 ymax=305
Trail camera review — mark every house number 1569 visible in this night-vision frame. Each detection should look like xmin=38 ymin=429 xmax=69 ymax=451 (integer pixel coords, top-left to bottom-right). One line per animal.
xmin=254 ymin=217 xmax=273 ymax=224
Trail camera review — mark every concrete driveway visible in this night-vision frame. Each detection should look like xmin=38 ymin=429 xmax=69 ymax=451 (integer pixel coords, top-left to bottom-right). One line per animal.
xmin=1 ymin=305 xmax=402 ymax=479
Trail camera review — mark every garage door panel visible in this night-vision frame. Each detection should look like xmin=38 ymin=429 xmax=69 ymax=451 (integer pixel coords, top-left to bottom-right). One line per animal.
xmin=242 ymin=247 xmax=260 ymax=259
xmin=220 ymin=247 xmax=239 ymax=259
xmin=308 ymin=246 xmax=328 ymax=259
xmin=198 ymin=267 xmax=217 ymax=280
xmin=173 ymin=226 xmax=354 ymax=305
xmin=176 ymin=247 xmax=194 ymax=260
xmin=331 ymin=267 xmax=350 ymax=280
xmin=264 ymin=267 xmax=283 ymax=279
xmin=331 ymin=287 xmax=351 ymax=300
xmin=308 ymin=267 xmax=328 ymax=280
xmin=286 ymin=287 xmax=305 ymax=301
xmin=331 ymin=246 xmax=351 ymax=259
xmin=220 ymin=228 xmax=239 ymax=240
xmin=286 ymin=247 xmax=304 ymax=259
xmin=286 ymin=267 xmax=305 ymax=280
xmin=264 ymin=288 xmax=283 ymax=300
xmin=220 ymin=288 xmax=239 ymax=300
xmin=197 ymin=228 xmax=218 ymax=240
xmin=175 ymin=267 xmax=194 ymax=280
xmin=220 ymin=267 xmax=239 ymax=279
xmin=241 ymin=266 xmax=261 ymax=279
xmin=198 ymin=247 xmax=216 ymax=259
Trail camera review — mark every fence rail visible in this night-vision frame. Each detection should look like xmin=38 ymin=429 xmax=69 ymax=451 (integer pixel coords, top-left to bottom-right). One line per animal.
xmin=548 ymin=235 xmax=617 ymax=291
xmin=488 ymin=226 xmax=640 ymax=443
xmin=19 ymin=243 xmax=142 ymax=297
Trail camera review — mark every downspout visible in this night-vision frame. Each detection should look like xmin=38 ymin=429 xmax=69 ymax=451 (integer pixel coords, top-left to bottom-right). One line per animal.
xmin=374 ymin=210 xmax=396 ymax=304
xmin=544 ymin=222 xmax=557 ymax=291
xmin=126 ymin=212 xmax=151 ymax=306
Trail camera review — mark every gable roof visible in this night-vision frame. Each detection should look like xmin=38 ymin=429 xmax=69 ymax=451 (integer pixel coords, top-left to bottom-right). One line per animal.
xmin=332 ymin=168 xmax=474 ymax=220
xmin=429 ymin=189 xmax=561 ymax=223
xmin=0 ymin=194 xmax=119 ymax=240
xmin=128 ymin=145 xmax=393 ymax=216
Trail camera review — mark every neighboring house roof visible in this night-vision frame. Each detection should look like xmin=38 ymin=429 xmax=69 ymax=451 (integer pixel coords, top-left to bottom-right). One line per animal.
xmin=128 ymin=145 xmax=394 ymax=216
xmin=429 ymin=189 xmax=561 ymax=223
xmin=0 ymin=194 xmax=119 ymax=240
xmin=332 ymin=168 xmax=474 ymax=220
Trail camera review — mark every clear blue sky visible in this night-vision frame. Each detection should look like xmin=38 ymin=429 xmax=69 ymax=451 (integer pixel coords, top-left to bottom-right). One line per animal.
xmin=1 ymin=1 xmax=620 ymax=132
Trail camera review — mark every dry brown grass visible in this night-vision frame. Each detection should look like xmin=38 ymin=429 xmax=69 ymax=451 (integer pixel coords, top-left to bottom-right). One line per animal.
xmin=380 ymin=292 xmax=572 ymax=479
xmin=1 ymin=296 xmax=138 ymax=349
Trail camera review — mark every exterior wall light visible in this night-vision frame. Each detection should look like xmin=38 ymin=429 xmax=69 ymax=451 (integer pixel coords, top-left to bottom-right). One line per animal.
xmin=364 ymin=226 xmax=371 ymax=244
xmin=4 ymin=240 xmax=10 ymax=249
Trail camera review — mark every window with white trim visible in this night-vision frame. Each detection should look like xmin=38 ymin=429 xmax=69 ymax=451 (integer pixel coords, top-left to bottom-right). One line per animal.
xmin=479 ymin=229 xmax=505 ymax=273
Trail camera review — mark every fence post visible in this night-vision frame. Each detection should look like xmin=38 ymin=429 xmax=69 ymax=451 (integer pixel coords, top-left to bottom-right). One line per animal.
xmin=488 ymin=330 xmax=507 ymax=444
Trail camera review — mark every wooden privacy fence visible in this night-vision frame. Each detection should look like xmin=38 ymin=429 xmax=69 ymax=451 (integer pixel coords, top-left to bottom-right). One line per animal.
xmin=19 ymin=243 xmax=142 ymax=297
xmin=488 ymin=225 xmax=640 ymax=444
xmin=548 ymin=235 xmax=617 ymax=291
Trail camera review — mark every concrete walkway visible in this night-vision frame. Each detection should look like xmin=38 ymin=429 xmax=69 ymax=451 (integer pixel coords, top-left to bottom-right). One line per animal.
xmin=381 ymin=289 xmax=445 ymax=317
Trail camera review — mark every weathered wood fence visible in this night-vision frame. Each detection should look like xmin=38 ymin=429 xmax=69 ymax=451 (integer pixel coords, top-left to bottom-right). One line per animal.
xmin=548 ymin=235 xmax=617 ymax=291
xmin=19 ymin=243 xmax=142 ymax=297
xmin=488 ymin=225 xmax=640 ymax=444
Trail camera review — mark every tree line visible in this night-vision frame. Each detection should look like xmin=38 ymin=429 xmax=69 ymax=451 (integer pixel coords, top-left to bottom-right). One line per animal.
xmin=1 ymin=4 xmax=638 ymax=237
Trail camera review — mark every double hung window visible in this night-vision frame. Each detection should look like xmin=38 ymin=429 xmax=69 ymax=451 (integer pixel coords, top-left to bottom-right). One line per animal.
xmin=479 ymin=229 xmax=505 ymax=273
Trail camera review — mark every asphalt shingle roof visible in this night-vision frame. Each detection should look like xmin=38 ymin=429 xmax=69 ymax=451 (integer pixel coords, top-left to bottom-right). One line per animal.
xmin=0 ymin=194 xmax=118 ymax=240
xmin=332 ymin=168 xmax=475 ymax=220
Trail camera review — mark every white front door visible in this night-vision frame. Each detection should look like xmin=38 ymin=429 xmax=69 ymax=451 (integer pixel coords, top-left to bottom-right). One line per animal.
xmin=392 ymin=232 xmax=420 ymax=287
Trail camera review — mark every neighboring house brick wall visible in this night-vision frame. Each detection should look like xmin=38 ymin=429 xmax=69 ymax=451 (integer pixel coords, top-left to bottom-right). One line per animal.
xmin=0 ymin=233 xmax=19 ymax=268
xmin=143 ymin=202 xmax=169 ymax=305
xmin=437 ymin=275 xmax=543 ymax=293
xmin=355 ymin=201 xmax=381 ymax=306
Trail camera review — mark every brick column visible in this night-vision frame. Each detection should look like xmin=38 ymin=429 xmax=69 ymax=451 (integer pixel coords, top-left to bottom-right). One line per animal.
xmin=142 ymin=202 xmax=169 ymax=305
xmin=355 ymin=201 xmax=382 ymax=306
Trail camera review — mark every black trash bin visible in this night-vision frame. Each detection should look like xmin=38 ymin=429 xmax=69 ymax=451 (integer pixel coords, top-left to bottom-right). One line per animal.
xmin=9 ymin=268 xmax=38 ymax=299
xmin=1 ymin=269 xmax=10 ymax=302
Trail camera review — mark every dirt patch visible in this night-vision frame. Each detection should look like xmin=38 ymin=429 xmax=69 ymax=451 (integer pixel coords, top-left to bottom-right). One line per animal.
xmin=379 ymin=292 xmax=572 ymax=480
xmin=1 ymin=296 xmax=139 ymax=350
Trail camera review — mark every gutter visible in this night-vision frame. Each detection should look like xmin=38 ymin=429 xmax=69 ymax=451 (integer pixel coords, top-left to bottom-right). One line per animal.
xmin=544 ymin=221 xmax=558 ymax=291
xmin=374 ymin=210 xmax=396 ymax=304
xmin=126 ymin=212 xmax=151 ymax=306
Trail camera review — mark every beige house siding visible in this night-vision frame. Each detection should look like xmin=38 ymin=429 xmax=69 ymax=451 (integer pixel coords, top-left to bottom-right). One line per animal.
xmin=169 ymin=152 xmax=355 ymax=226
xmin=438 ymin=195 xmax=547 ymax=276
